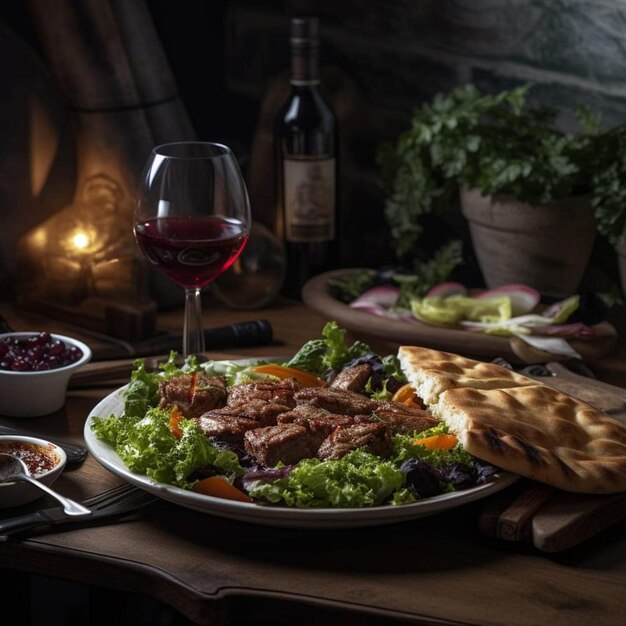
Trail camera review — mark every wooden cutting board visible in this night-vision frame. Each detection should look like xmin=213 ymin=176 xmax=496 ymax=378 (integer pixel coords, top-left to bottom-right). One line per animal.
xmin=479 ymin=363 xmax=626 ymax=552
xmin=301 ymin=269 xmax=619 ymax=364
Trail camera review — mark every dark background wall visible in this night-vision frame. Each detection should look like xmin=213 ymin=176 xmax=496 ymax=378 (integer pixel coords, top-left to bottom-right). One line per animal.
xmin=2 ymin=0 xmax=625 ymax=289
xmin=159 ymin=0 xmax=626 ymax=289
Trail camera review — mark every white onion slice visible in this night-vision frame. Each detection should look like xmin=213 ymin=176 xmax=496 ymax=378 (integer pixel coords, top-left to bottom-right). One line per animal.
xmin=512 ymin=333 xmax=582 ymax=359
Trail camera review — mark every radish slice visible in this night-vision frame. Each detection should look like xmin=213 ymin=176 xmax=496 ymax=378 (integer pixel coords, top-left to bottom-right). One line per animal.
xmin=425 ymin=282 xmax=468 ymax=299
xmin=349 ymin=286 xmax=400 ymax=317
xmin=527 ymin=323 xmax=596 ymax=338
xmin=474 ymin=284 xmax=540 ymax=316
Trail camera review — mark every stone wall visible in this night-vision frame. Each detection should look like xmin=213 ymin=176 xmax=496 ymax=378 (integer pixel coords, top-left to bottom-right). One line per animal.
xmin=227 ymin=1 xmax=626 ymax=131
xmin=224 ymin=0 xmax=626 ymax=281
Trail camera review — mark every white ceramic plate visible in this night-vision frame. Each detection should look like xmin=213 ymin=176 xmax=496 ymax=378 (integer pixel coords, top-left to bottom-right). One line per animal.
xmin=84 ymin=381 xmax=519 ymax=529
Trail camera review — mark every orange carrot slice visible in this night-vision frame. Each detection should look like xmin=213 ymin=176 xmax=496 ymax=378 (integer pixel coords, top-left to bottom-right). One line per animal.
xmin=191 ymin=476 xmax=253 ymax=503
xmin=251 ymin=364 xmax=325 ymax=388
xmin=392 ymin=383 xmax=421 ymax=408
xmin=413 ymin=434 xmax=458 ymax=450
xmin=187 ymin=371 xmax=199 ymax=404
xmin=169 ymin=407 xmax=184 ymax=439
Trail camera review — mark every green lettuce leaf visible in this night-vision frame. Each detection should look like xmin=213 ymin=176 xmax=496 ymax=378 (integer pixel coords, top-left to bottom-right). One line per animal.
xmin=246 ymin=448 xmax=405 ymax=508
xmin=91 ymin=408 xmax=243 ymax=488
xmin=391 ymin=424 xmax=475 ymax=467
xmin=282 ymin=339 xmax=327 ymax=375
xmin=283 ymin=321 xmax=372 ymax=377
xmin=201 ymin=359 xmax=270 ymax=386
xmin=381 ymin=354 xmax=407 ymax=383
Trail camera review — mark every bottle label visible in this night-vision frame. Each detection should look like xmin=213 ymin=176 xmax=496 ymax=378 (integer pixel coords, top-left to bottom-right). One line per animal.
xmin=283 ymin=156 xmax=335 ymax=242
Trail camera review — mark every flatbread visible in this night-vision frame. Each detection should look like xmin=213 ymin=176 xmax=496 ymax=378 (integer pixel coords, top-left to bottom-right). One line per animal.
xmin=398 ymin=345 xmax=626 ymax=493
xmin=432 ymin=384 xmax=626 ymax=493
xmin=397 ymin=345 xmax=536 ymax=405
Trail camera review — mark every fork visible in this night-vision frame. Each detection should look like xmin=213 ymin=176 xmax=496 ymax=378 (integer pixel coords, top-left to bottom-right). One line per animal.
xmin=0 ymin=482 xmax=158 ymax=539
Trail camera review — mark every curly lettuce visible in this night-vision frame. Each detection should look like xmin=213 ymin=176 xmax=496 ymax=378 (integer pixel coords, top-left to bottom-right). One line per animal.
xmin=246 ymin=448 xmax=405 ymax=508
xmin=391 ymin=424 xmax=474 ymax=467
xmin=283 ymin=321 xmax=372 ymax=377
xmin=91 ymin=408 xmax=243 ymax=488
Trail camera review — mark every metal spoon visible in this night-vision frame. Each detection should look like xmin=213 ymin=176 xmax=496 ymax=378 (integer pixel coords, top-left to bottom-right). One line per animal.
xmin=0 ymin=453 xmax=91 ymax=517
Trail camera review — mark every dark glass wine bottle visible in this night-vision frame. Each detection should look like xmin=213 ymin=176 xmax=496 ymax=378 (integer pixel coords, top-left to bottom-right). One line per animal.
xmin=274 ymin=16 xmax=338 ymax=298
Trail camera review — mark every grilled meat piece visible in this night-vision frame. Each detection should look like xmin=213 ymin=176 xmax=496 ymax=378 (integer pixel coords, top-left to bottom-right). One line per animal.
xmin=244 ymin=423 xmax=319 ymax=467
xmin=223 ymin=399 xmax=292 ymax=426
xmin=196 ymin=398 xmax=292 ymax=445
xmin=294 ymin=387 xmax=379 ymax=416
xmin=158 ymin=373 xmax=227 ymax=418
xmin=375 ymin=402 xmax=438 ymax=435
xmin=317 ymin=422 xmax=393 ymax=461
xmin=227 ymin=378 xmax=299 ymax=408
xmin=195 ymin=414 xmax=259 ymax=445
xmin=277 ymin=404 xmax=355 ymax=426
xmin=277 ymin=404 xmax=359 ymax=448
xmin=330 ymin=364 xmax=372 ymax=394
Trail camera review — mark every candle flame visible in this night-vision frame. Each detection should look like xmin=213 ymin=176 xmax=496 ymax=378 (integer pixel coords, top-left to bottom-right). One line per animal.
xmin=72 ymin=231 xmax=90 ymax=250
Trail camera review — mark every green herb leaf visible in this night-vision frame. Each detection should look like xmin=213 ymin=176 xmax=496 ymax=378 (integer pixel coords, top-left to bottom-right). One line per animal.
xmin=327 ymin=270 xmax=376 ymax=303
xmin=379 ymin=83 xmax=625 ymax=253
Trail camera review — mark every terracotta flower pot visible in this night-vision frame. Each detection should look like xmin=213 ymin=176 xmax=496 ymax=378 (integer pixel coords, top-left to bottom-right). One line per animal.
xmin=460 ymin=187 xmax=596 ymax=294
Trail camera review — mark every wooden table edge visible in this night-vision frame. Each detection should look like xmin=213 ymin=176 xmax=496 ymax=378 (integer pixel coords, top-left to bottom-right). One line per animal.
xmin=0 ymin=537 xmax=471 ymax=626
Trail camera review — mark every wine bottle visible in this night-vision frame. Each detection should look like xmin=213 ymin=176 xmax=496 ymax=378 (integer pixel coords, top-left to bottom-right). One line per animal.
xmin=274 ymin=16 xmax=338 ymax=298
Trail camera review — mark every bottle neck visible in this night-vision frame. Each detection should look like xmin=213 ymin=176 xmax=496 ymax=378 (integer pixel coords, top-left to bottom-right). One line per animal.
xmin=290 ymin=41 xmax=320 ymax=86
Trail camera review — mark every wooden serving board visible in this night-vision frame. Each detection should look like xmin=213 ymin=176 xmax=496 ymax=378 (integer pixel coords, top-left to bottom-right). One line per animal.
xmin=479 ymin=363 xmax=626 ymax=552
xmin=302 ymin=269 xmax=619 ymax=364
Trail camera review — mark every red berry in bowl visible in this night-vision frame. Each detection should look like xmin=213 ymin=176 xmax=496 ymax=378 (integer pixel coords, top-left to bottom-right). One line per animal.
xmin=0 ymin=334 xmax=83 ymax=372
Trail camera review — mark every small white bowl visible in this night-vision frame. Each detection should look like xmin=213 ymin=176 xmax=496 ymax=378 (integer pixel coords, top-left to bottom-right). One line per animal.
xmin=0 ymin=332 xmax=92 ymax=417
xmin=0 ymin=435 xmax=67 ymax=507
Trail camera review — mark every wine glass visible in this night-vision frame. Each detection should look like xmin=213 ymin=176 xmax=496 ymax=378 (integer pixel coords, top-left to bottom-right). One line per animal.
xmin=134 ymin=142 xmax=251 ymax=356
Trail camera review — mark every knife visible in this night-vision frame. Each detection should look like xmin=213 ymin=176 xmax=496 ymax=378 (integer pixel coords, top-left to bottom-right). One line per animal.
xmin=77 ymin=319 xmax=274 ymax=358
xmin=0 ymin=483 xmax=157 ymax=539
xmin=0 ymin=425 xmax=87 ymax=465
xmin=130 ymin=319 xmax=274 ymax=356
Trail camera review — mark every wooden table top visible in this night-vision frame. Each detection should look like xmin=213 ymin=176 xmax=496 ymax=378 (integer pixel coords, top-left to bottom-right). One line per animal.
xmin=1 ymin=297 xmax=625 ymax=626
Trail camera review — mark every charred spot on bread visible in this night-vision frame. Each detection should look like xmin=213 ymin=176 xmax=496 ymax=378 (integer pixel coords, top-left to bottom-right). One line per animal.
xmin=555 ymin=456 xmax=575 ymax=479
xmin=483 ymin=428 xmax=508 ymax=454
xmin=512 ymin=435 xmax=543 ymax=465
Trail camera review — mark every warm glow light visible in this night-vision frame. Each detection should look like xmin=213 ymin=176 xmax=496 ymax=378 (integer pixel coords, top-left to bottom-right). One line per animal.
xmin=72 ymin=231 xmax=90 ymax=250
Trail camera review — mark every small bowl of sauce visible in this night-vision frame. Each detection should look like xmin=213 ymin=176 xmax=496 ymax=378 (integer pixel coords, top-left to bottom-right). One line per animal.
xmin=0 ymin=435 xmax=67 ymax=507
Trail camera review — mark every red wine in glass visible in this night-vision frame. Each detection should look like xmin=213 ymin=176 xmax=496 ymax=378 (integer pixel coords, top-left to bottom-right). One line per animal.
xmin=135 ymin=142 xmax=251 ymax=356
xmin=135 ymin=216 xmax=249 ymax=289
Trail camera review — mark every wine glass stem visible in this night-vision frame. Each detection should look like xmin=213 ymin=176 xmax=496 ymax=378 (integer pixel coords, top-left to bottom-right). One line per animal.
xmin=183 ymin=287 xmax=206 ymax=356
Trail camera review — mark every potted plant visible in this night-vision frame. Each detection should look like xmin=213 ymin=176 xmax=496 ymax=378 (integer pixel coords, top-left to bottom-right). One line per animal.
xmin=378 ymin=84 xmax=618 ymax=295
xmin=590 ymin=126 xmax=626 ymax=297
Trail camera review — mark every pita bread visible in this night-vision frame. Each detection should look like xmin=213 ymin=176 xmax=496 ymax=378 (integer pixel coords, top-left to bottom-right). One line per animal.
xmin=397 ymin=345 xmax=536 ymax=405
xmin=432 ymin=385 xmax=626 ymax=493
xmin=399 ymin=345 xmax=626 ymax=494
